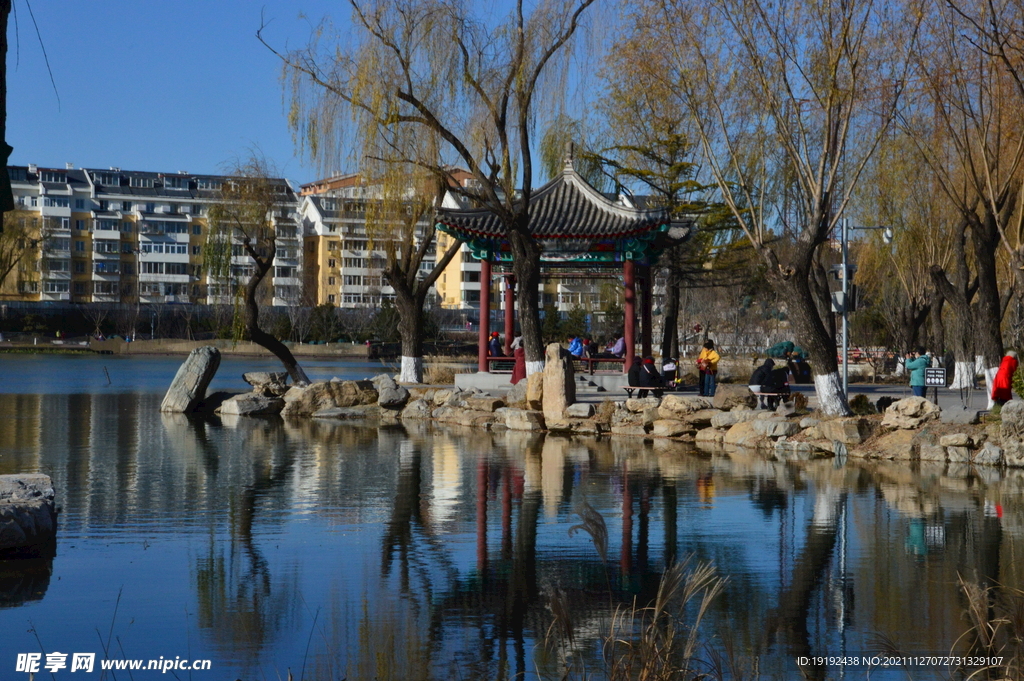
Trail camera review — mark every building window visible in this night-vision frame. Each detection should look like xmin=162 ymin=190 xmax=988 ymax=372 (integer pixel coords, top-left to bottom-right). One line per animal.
xmin=343 ymin=275 xmax=362 ymax=286
xmin=146 ymin=203 xmax=155 ymax=213
xmin=94 ymin=261 xmax=121 ymax=274
xmin=93 ymin=281 xmax=119 ymax=295
xmin=74 ymin=240 xmax=85 ymax=252
xmin=328 ymin=240 xmax=339 ymax=251
xmin=141 ymin=262 xmax=164 ymax=274
xmin=328 ymin=294 xmax=336 ymax=303
xmin=328 ymin=276 xmax=336 ymax=286
xmin=197 ymin=178 xmax=221 ymax=190
xmin=123 ymin=201 xmax=133 ymax=211
xmin=43 ymin=197 xmax=70 ymax=208
xmin=74 ymin=261 xmax=85 ymax=273
xmin=30 ymin=196 xmax=37 ymax=207
xmin=96 ymin=219 xmax=118 ymax=231
xmin=461 ymin=271 xmax=481 ymax=282
xmin=129 ymin=176 xmax=154 ymax=188
xmin=73 ymin=282 xmax=85 ymax=294
xmin=75 ymin=220 xmax=86 ymax=230
xmin=165 ymin=176 xmax=190 ymax=190
xmin=463 ymin=290 xmax=480 ymax=303
xmin=192 ymin=246 xmax=201 ymax=255
xmin=20 ymin=280 xmax=39 ymax=293
xmin=192 ymin=225 xmax=201 ymax=235
xmin=74 ymin=199 xmax=85 ymax=210
xmin=275 ymin=266 xmax=295 ymax=278
xmin=97 ymin=173 xmax=119 ymax=186
xmin=43 ymin=281 xmax=70 ymax=293
xmin=94 ymin=241 xmax=120 ymax=253
xmin=121 ymin=243 xmax=133 ymax=254
xmin=122 ymin=222 xmax=132 ymax=232
xmin=328 ymin=259 xmax=336 ymax=268
xmin=41 ymin=171 xmax=66 ymax=183
xmin=166 ymin=263 xmax=188 ymax=275
xmin=123 ymin=263 xmax=134 ymax=275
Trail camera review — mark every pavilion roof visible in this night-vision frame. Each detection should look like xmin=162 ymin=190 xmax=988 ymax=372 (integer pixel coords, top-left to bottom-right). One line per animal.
xmin=434 ymin=161 xmax=691 ymax=265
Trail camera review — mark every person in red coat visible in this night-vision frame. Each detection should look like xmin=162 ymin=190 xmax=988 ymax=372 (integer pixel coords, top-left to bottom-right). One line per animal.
xmin=510 ymin=336 xmax=526 ymax=385
xmin=991 ymin=350 xmax=1019 ymax=406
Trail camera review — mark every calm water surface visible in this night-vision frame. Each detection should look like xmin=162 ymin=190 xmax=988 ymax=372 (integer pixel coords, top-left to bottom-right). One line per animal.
xmin=0 ymin=355 xmax=1019 ymax=680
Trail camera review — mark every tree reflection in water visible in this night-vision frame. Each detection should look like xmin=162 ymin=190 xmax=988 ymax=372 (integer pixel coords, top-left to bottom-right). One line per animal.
xmin=192 ymin=417 xmax=301 ymax=675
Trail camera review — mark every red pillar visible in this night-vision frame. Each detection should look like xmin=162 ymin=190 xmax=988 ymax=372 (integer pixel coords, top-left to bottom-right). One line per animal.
xmin=478 ymin=256 xmax=492 ymax=372
xmin=476 ymin=458 xmax=488 ymax=573
xmin=620 ymin=463 xmax=633 ymax=579
xmin=640 ymin=265 xmax=653 ymax=359
xmin=623 ymin=259 xmax=636 ymax=373
xmin=503 ymin=275 xmax=516 ymax=355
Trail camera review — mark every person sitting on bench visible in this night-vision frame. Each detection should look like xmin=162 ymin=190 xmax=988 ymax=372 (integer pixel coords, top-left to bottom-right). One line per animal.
xmin=762 ymin=365 xmax=791 ymax=409
xmin=749 ymin=358 xmax=775 ymax=409
xmin=639 ymin=356 xmax=665 ymax=398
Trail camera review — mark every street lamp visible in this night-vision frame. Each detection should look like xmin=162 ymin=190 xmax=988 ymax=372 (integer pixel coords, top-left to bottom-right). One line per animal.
xmin=839 ymin=218 xmax=893 ymax=398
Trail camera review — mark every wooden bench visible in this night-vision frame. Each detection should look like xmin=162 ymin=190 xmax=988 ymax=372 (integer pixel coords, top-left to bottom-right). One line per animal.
xmin=486 ymin=357 xmax=515 ymax=373
xmin=573 ymin=356 xmax=626 ymax=374
xmin=750 ymin=389 xmax=791 ymax=407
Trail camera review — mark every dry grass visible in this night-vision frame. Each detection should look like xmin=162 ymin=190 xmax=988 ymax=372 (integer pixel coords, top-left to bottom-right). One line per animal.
xmin=594 ymin=399 xmax=618 ymax=427
xmin=422 ymin=363 xmax=471 ymax=385
xmin=546 ymin=501 xmax=728 ymax=681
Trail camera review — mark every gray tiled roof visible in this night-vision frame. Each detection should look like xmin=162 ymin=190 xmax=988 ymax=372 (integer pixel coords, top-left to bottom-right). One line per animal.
xmin=435 ymin=167 xmax=672 ymax=240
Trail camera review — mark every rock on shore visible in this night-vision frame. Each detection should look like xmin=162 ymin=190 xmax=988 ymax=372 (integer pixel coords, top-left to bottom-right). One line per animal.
xmin=161 ymin=346 xmax=221 ymax=413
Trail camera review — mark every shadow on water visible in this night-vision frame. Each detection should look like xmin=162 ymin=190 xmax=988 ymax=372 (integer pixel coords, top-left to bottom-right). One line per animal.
xmin=0 ymin=555 xmax=54 ymax=609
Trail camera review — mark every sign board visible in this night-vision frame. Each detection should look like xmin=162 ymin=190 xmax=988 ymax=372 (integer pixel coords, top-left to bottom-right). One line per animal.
xmin=925 ymin=367 xmax=946 ymax=387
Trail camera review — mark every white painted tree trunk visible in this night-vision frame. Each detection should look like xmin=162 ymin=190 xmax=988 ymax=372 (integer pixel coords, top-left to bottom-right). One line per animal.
xmin=400 ymin=356 xmax=423 ymax=384
xmin=526 ymin=360 xmax=545 ymax=376
xmin=984 ymin=364 xmax=999 ymax=409
xmin=950 ymin=361 xmax=975 ymax=389
xmin=813 ymin=371 xmax=850 ymax=416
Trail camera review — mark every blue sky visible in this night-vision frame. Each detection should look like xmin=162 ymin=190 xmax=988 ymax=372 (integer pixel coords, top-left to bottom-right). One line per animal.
xmin=6 ymin=1 xmax=347 ymax=186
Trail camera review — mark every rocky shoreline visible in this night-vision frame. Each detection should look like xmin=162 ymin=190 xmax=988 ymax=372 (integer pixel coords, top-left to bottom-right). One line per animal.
xmin=156 ymin=345 xmax=1024 ymax=470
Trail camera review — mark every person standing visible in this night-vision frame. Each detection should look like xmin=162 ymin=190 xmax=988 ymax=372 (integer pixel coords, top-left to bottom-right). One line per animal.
xmin=697 ymin=340 xmax=720 ymax=397
xmin=991 ymin=350 xmax=1019 ymax=406
xmin=510 ymin=336 xmax=526 ymax=385
xmin=905 ymin=347 xmax=932 ymax=398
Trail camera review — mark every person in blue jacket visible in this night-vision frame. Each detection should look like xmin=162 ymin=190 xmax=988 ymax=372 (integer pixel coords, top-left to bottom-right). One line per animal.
xmin=567 ymin=334 xmax=584 ymax=358
xmin=905 ymin=346 xmax=932 ymax=398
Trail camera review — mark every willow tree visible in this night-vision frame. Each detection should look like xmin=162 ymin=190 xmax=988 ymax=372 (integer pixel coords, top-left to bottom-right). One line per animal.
xmin=262 ymin=0 xmax=596 ymax=375
xmin=364 ymin=161 xmax=463 ymax=383
xmin=618 ymin=0 xmax=919 ymax=414
xmin=904 ymin=0 xmax=1024 ymax=402
xmin=205 ymin=157 xmax=310 ymax=384
xmin=0 ymin=211 xmax=40 ymax=295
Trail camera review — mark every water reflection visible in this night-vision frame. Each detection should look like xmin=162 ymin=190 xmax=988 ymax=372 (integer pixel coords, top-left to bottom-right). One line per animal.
xmin=0 ymin=391 xmax=1022 ymax=679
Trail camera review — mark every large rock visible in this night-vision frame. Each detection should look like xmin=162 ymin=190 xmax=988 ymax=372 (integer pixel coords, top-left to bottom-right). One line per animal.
xmin=939 ymin=433 xmax=972 ymax=448
xmin=313 ymin=405 xmax=380 ymax=419
xmin=752 ymin=419 xmax=800 ymax=438
xmin=505 ymin=381 xmax=528 ymax=407
xmin=659 ymin=394 xmax=714 ymax=417
xmin=1001 ymin=400 xmax=1024 ymax=441
xmin=651 ymin=419 xmax=691 ymax=438
xmin=723 ymin=421 xmax=766 ymax=448
xmin=710 ymin=409 xmax=759 ymax=429
xmin=371 ymin=374 xmax=398 ymax=392
xmin=565 ymin=402 xmax=595 ymax=418
xmin=695 ymin=428 xmax=725 ymax=446
xmin=947 ymin=446 xmax=971 ymax=463
xmin=681 ymin=409 xmax=722 ymax=427
xmin=817 ymin=417 xmax=876 ymax=445
xmin=0 ymin=474 xmax=57 ymax=555
xmin=881 ymin=397 xmax=940 ymax=430
xmin=243 ymin=371 xmax=289 ymax=396
xmin=974 ymin=442 xmax=1004 ymax=466
xmin=711 ymin=384 xmax=756 ymax=411
xmin=282 ymin=380 xmax=377 ymax=416
xmin=504 ymin=408 xmax=546 ymax=431
xmin=542 ymin=343 xmax=575 ymax=424
xmin=378 ymin=385 xmax=411 ymax=409
xmin=160 ymin=346 xmax=221 ymax=413
xmin=218 ymin=393 xmax=284 ymax=416
xmin=872 ymin=429 xmax=917 ymax=459
xmin=627 ymin=397 xmax=661 ymax=413
xmin=526 ymin=373 xmax=544 ymax=410
xmin=466 ymin=396 xmax=504 ymax=412
xmin=401 ymin=398 xmax=432 ymax=420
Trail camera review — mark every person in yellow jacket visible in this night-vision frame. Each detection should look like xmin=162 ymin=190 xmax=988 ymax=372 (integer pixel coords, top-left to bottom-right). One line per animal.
xmin=697 ymin=340 xmax=720 ymax=397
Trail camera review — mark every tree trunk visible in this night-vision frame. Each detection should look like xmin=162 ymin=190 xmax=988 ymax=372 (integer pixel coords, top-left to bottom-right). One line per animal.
xmin=508 ymin=226 xmax=544 ymax=375
xmin=660 ymin=262 xmax=680 ymax=361
xmin=244 ymin=261 xmax=310 ymax=385
xmin=0 ymin=0 xmax=10 ymax=235
xmin=970 ymin=212 xmax=1004 ymax=406
xmin=394 ymin=286 xmax=425 ymax=383
xmin=775 ymin=271 xmax=850 ymax=416
xmin=929 ymin=287 xmax=945 ymax=357
xmin=931 ymin=266 xmax=974 ymax=390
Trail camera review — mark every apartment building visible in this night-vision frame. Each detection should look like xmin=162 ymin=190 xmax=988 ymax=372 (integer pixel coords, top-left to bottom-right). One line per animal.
xmin=0 ymin=164 xmax=302 ymax=307
xmin=299 ymin=173 xmax=441 ymax=309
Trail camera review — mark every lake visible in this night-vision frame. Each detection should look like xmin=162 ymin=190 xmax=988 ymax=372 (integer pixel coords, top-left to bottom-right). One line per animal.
xmin=0 ymin=353 xmax=1020 ymax=680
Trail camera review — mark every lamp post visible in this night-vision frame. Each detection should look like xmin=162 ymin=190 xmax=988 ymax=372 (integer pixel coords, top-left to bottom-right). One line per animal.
xmin=840 ymin=218 xmax=893 ymax=398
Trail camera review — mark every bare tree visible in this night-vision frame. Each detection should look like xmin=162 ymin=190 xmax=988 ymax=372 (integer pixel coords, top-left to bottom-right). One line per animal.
xmin=205 ymin=156 xmax=310 ymax=384
xmin=262 ymin=0 xmax=596 ymax=375
xmin=618 ymin=0 xmax=920 ymax=414
xmin=0 ymin=211 xmax=41 ymax=296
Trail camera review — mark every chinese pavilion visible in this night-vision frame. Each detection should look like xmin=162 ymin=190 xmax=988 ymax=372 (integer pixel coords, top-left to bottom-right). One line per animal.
xmin=435 ymin=155 xmax=692 ymax=373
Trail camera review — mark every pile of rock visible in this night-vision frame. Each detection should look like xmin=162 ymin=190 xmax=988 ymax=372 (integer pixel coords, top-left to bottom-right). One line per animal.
xmin=0 ymin=474 xmax=57 ymax=557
